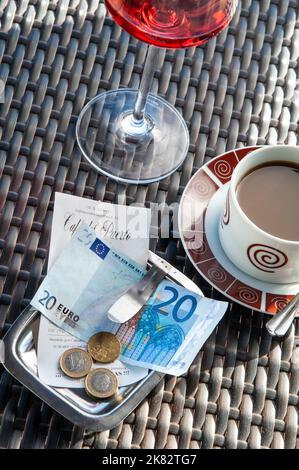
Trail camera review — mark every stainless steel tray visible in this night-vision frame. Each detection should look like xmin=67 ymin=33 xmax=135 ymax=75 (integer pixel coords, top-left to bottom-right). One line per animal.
xmin=3 ymin=251 xmax=203 ymax=431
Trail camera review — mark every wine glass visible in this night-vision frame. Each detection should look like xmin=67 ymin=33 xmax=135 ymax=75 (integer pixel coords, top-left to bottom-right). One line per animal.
xmin=76 ymin=1 xmax=238 ymax=184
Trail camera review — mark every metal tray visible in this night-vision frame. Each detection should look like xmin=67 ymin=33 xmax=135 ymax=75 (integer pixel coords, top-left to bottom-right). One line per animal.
xmin=2 ymin=251 xmax=203 ymax=431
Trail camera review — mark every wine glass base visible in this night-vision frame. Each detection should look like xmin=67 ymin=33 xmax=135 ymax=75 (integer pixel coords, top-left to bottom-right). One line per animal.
xmin=76 ymin=89 xmax=189 ymax=185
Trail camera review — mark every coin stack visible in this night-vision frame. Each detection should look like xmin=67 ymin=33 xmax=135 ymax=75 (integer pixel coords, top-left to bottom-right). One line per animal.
xmin=59 ymin=332 xmax=121 ymax=400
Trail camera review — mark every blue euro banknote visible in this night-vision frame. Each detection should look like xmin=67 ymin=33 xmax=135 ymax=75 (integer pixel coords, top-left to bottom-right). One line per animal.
xmin=31 ymin=224 xmax=145 ymax=342
xmin=115 ymin=280 xmax=228 ymax=375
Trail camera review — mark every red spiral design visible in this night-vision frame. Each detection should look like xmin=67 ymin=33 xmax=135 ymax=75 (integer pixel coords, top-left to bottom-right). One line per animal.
xmin=198 ymin=240 xmax=207 ymax=255
xmin=238 ymin=287 xmax=259 ymax=304
xmin=247 ymin=244 xmax=288 ymax=273
xmin=271 ymin=297 xmax=289 ymax=312
xmin=207 ymin=266 xmax=227 ymax=283
xmin=187 ymin=235 xmax=207 ymax=254
xmin=188 ymin=239 xmax=202 ymax=251
xmin=214 ymin=159 xmax=233 ymax=180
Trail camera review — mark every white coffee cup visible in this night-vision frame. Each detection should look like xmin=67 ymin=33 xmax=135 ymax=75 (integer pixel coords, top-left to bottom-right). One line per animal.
xmin=219 ymin=146 xmax=299 ymax=284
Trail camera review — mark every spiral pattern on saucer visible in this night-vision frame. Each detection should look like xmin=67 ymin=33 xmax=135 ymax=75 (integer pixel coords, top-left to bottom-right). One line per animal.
xmin=214 ymin=159 xmax=233 ymax=180
xmin=238 ymin=287 xmax=259 ymax=304
xmin=270 ymin=296 xmax=289 ymax=312
xmin=207 ymin=266 xmax=227 ymax=283
xmin=247 ymin=244 xmax=288 ymax=273
xmin=188 ymin=238 xmax=203 ymax=251
xmin=197 ymin=239 xmax=208 ymax=255
xmin=192 ymin=178 xmax=214 ymax=200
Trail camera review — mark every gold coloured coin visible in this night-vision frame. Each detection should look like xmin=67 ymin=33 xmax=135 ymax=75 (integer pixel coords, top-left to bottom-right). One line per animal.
xmin=87 ymin=332 xmax=121 ymax=363
xmin=59 ymin=348 xmax=93 ymax=378
xmin=85 ymin=368 xmax=118 ymax=399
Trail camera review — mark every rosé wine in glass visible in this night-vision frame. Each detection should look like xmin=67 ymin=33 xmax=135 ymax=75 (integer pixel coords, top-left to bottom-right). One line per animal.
xmin=76 ymin=1 xmax=238 ymax=184
xmin=105 ymin=0 xmax=237 ymax=48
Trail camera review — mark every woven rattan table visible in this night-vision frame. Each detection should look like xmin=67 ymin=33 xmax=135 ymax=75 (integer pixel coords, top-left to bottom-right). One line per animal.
xmin=0 ymin=0 xmax=298 ymax=449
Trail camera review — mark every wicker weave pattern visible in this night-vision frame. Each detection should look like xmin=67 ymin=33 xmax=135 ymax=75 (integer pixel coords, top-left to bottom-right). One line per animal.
xmin=0 ymin=0 xmax=298 ymax=449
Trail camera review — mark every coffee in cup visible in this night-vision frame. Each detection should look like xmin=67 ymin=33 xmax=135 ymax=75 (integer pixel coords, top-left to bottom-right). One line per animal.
xmin=236 ymin=161 xmax=299 ymax=242
xmin=219 ymin=146 xmax=299 ymax=284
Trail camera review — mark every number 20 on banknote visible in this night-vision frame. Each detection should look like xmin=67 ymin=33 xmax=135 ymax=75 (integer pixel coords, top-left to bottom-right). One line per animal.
xmin=152 ymin=285 xmax=198 ymax=323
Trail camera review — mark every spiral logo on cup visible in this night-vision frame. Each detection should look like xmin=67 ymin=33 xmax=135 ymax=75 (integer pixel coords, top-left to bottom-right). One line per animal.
xmin=214 ymin=160 xmax=233 ymax=180
xmin=247 ymin=244 xmax=288 ymax=273
xmin=238 ymin=287 xmax=259 ymax=304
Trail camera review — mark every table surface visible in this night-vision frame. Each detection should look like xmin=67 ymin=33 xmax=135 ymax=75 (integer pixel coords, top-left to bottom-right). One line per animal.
xmin=0 ymin=0 xmax=298 ymax=449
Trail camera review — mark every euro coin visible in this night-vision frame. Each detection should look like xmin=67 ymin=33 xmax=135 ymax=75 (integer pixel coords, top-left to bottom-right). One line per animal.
xmin=59 ymin=348 xmax=92 ymax=378
xmin=85 ymin=368 xmax=118 ymax=399
xmin=87 ymin=332 xmax=121 ymax=363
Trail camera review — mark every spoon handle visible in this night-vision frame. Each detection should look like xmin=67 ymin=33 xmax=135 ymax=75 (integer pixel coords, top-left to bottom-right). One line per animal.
xmin=266 ymin=292 xmax=299 ymax=337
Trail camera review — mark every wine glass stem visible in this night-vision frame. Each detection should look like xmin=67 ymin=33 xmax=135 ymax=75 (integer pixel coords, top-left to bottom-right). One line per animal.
xmin=133 ymin=45 xmax=161 ymax=121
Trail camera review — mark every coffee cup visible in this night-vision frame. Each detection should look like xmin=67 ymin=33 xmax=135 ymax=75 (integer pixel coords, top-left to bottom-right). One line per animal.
xmin=219 ymin=146 xmax=299 ymax=284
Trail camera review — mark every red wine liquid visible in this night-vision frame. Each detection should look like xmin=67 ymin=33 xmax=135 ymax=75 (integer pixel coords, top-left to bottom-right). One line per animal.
xmin=105 ymin=0 xmax=237 ymax=48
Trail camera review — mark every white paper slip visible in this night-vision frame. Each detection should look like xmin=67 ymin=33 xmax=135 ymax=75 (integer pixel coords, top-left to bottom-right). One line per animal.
xmin=37 ymin=194 xmax=151 ymax=387
xmin=49 ymin=193 xmax=151 ymax=267
xmin=37 ymin=319 xmax=148 ymax=388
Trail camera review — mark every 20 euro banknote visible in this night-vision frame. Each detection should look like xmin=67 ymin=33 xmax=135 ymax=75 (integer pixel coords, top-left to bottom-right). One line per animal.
xmin=115 ymin=280 xmax=228 ymax=376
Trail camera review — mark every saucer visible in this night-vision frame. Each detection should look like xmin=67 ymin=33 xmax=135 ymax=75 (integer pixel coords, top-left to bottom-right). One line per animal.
xmin=179 ymin=146 xmax=298 ymax=314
